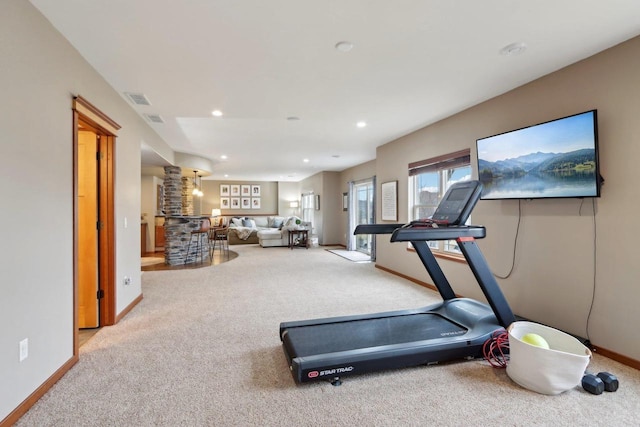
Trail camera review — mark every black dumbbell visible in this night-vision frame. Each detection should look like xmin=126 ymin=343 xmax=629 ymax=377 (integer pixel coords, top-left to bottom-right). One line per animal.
xmin=582 ymin=373 xmax=604 ymax=395
xmin=597 ymin=372 xmax=619 ymax=392
xmin=582 ymin=371 xmax=619 ymax=394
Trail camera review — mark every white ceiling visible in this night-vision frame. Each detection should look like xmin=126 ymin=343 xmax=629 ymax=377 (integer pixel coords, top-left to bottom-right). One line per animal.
xmin=31 ymin=0 xmax=640 ymax=182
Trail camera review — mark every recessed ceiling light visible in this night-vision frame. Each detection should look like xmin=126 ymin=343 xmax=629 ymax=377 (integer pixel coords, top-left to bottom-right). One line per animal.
xmin=356 ymin=121 xmax=367 ymax=128
xmin=212 ymin=110 xmax=223 ymax=117
xmin=303 ymin=158 xmax=310 ymax=163
xmin=335 ymin=41 xmax=354 ymax=52
xmin=220 ymin=155 xmax=228 ymax=160
xmin=332 ymin=154 xmax=340 ymax=158
xmin=287 ymin=116 xmax=300 ymax=121
xmin=500 ymin=42 xmax=527 ymax=56
xmin=224 ymin=174 xmax=229 ymax=178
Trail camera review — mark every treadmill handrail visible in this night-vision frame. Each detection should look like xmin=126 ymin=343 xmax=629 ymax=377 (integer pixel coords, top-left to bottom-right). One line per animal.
xmin=355 ymin=223 xmax=486 ymax=241
xmin=354 ymin=223 xmax=405 ymax=235
xmin=391 ymin=225 xmax=486 ymax=242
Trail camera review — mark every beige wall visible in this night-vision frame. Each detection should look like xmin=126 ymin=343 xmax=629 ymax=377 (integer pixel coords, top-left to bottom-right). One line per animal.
xmin=1 ymin=2 xmax=170 ymax=420
xmin=200 ymin=180 xmax=279 ymax=217
xmin=373 ymin=36 xmax=640 ymax=361
xmin=321 ymin=172 xmax=341 ymax=245
xmin=277 ymin=181 xmax=301 ymax=217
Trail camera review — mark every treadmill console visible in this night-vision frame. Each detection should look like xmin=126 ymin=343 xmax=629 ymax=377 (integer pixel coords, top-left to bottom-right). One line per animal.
xmin=430 ymin=180 xmax=482 ymax=225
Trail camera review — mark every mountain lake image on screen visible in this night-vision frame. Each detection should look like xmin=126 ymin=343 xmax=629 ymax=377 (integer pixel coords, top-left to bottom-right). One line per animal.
xmin=476 ymin=110 xmax=600 ymax=200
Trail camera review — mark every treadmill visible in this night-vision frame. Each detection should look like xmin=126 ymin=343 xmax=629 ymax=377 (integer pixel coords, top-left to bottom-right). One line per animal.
xmin=279 ymin=180 xmax=515 ymax=384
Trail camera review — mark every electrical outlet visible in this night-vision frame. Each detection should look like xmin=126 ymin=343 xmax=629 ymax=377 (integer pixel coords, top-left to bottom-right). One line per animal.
xmin=19 ymin=338 xmax=28 ymax=362
xmin=123 ymin=276 xmax=131 ymax=286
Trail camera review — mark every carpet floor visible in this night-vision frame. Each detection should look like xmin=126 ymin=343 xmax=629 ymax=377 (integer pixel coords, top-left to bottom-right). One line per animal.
xmin=16 ymin=245 xmax=640 ymax=426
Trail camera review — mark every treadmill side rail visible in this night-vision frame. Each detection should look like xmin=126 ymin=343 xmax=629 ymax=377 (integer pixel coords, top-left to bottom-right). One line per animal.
xmin=391 ymin=225 xmax=486 ymax=242
xmin=354 ymin=223 xmax=405 ymax=235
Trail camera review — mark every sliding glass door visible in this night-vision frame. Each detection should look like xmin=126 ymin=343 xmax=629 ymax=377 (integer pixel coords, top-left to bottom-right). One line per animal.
xmin=348 ymin=178 xmax=375 ymax=258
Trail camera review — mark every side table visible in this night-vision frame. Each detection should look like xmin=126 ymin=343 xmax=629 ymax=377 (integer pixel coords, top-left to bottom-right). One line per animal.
xmin=289 ymin=229 xmax=309 ymax=249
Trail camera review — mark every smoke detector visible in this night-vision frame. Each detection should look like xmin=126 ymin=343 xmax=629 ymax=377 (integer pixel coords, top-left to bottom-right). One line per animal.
xmin=335 ymin=41 xmax=354 ymax=52
xmin=500 ymin=42 xmax=527 ymax=56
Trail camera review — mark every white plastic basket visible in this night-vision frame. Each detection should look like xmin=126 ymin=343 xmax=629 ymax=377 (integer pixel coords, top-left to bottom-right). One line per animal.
xmin=506 ymin=321 xmax=591 ymax=395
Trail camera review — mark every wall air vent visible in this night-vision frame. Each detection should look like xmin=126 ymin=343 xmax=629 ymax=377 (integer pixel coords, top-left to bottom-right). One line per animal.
xmin=144 ymin=114 xmax=164 ymax=124
xmin=124 ymin=92 xmax=152 ymax=106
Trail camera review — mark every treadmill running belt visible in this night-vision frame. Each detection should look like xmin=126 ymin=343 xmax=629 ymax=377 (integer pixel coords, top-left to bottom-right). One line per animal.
xmin=286 ymin=313 xmax=466 ymax=357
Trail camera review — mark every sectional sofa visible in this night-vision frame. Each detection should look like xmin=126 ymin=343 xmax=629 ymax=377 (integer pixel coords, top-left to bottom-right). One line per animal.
xmin=227 ymin=216 xmax=311 ymax=247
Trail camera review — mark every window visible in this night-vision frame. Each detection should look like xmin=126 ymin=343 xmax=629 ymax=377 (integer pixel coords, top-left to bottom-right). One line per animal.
xmin=301 ymin=192 xmax=314 ymax=224
xmin=408 ymin=149 xmax=471 ymax=255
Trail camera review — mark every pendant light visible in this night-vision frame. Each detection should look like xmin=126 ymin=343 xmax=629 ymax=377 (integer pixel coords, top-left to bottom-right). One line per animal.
xmin=191 ymin=171 xmax=204 ymax=197
xmin=192 ymin=170 xmax=199 ymax=196
xmin=197 ymin=174 xmax=204 ymax=197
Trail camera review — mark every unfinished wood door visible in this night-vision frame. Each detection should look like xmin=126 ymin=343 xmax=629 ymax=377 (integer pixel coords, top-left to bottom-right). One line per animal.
xmin=78 ymin=130 xmax=99 ymax=328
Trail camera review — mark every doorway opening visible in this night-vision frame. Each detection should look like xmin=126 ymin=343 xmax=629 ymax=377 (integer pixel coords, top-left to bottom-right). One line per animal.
xmin=73 ymin=96 xmax=120 ymax=351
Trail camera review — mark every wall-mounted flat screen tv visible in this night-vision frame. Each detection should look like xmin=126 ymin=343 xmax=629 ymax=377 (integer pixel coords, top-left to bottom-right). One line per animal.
xmin=476 ymin=110 xmax=601 ymax=200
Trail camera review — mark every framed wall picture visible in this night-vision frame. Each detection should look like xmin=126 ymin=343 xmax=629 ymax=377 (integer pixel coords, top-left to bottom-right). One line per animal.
xmin=241 ymin=197 xmax=251 ymax=208
xmin=381 ymin=181 xmax=398 ymax=221
xmin=251 ymin=185 xmax=261 ymax=197
xmin=231 ymin=185 xmax=240 ymax=196
xmin=220 ymin=197 xmax=230 ymax=209
xmin=231 ymin=198 xmax=240 ymax=209
xmin=241 ymin=185 xmax=251 ymax=196
xmin=252 ymin=198 xmax=261 ymax=209
xmin=220 ymin=184 xmax=230 ymax=196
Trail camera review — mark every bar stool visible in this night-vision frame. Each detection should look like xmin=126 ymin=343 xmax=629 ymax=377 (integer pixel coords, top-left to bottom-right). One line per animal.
xmin=210 ymin=226 xmax=229 ymax=260
xmin=185 ymin=219 xmax=210 ymax=264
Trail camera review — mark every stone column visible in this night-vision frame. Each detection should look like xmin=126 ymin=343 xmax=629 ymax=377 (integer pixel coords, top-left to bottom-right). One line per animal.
xmin=163 ymin=166 xmax=182 ymax=217
xmin=162 ymin=166 xmax=204 ymax=265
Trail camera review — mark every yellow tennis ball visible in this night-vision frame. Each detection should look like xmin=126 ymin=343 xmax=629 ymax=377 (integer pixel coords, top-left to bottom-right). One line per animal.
xmin=521 ymin=333 xmax=550 ymax=349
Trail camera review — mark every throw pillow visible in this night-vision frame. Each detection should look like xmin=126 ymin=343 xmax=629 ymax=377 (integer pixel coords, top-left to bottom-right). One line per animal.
xmin=242 ymin=218 xmax=253 ymax=227
xmin=272 ymin=218 xmax=284 ymax=229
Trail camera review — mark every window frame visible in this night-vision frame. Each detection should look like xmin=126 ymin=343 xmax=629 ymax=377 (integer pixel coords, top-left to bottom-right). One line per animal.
xmin=301 ymin=192 xmax=314 ymax=224
xmin=408 ymin=149 xmax=471 ymax=258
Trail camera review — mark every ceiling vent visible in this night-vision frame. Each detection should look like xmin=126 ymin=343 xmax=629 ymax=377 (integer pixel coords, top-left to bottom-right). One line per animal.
xmin=124 ymin=92 xmax=152 ymax=106
xmin=144 ymin=113 xmax=164 ymax=124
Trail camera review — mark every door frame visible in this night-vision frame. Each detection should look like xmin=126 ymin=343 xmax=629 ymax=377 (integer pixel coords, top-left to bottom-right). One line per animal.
xmin=72 ymin=95 xmax=120 ymax=355
xmin=347 ymin=176 xmax=376 ymax=258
